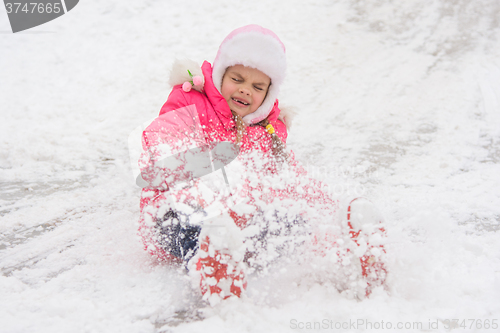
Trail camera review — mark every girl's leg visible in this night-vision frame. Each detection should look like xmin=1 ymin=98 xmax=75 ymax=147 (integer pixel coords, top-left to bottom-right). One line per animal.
xmin=155 ymin=209 xmax=202 ymax=263
xmin=191 ymin=210 xmax=308 ymax=304
xmin=243 ymin=209 xmax=310 ymax=273
xmin=191 ymin=235 xmax=247 ymax=304
xmin=286 ymin=198 xmax=387 ymax=299
xmin=346 ymin=197 xmax=387 ymax=297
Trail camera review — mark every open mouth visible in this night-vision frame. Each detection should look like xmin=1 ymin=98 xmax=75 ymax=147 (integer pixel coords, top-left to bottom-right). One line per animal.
xmin=231 ymin=97 xmax=249 ymax=106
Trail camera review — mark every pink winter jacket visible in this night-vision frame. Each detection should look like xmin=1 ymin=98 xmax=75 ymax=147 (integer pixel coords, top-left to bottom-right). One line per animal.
xmin=159 ymin=61 xmax=287 ymax=151
xmin=138 ymin=61 xmax=288 ymax=259
xmin=138 ymin=61 xmax=336 ymax=261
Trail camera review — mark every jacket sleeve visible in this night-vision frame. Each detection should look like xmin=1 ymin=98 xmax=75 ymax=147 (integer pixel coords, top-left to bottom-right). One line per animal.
xmin=159 ymin=85 xmax=191 ymax=116
xmin=138 ymin=89 xmax=208 ymax=190
xmin=265 ymin=100 xmax=288 ymax=144
xmin=273 ymin=118 xmax=288 ymax=144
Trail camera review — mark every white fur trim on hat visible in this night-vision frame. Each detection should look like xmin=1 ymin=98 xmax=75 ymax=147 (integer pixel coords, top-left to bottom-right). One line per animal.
xmin=212 ymin=25 xmax=286 ymax=125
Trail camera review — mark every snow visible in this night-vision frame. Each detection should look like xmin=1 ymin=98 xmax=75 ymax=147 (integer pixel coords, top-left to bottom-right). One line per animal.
xmin=1 ymin=0 xmax=500 ymax=332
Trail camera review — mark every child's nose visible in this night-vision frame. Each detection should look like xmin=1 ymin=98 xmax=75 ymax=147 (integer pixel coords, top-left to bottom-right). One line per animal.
xmin=239 ymin=86 xmax=251 ymax=95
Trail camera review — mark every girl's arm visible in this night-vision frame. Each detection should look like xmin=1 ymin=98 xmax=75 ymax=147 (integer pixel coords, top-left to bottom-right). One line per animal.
xmin=139 ymin=88 xmax=207 ymax=190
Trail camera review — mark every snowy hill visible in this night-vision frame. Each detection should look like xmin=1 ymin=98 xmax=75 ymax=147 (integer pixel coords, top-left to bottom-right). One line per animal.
xmin=1 ymin=0 xmax=499 ymax=332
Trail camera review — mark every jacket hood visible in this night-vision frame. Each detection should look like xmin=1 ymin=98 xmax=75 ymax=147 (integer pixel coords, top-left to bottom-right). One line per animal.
xmin=168 ymin=59 xmax=292 ymax=130
xmin=201 ymin=61 xmax=235 ymax=129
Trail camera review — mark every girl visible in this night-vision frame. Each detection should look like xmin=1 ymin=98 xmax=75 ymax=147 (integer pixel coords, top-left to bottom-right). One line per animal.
xmin=138 ymin=25 xmax=387 ymax=305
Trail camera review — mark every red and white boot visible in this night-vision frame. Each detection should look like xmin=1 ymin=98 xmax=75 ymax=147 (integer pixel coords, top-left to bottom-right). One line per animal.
xmin=347 ymin=198 xmax=387 ymax=297
xmin=191 ymin=236 xmax=247 ymax=305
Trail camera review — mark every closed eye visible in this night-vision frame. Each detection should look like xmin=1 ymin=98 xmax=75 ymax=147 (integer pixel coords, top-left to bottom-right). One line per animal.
xmin=254 ymin=86 xmax=263 ymax=91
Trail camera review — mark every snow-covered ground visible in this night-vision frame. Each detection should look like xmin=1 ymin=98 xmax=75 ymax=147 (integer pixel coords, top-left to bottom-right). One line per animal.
xmin=1 ymin=0 xmax=500 ymax=332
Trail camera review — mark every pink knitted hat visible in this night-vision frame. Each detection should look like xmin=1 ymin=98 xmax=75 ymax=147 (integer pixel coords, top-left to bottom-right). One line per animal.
xmin=212 ymin=25 xmax=287 ymax=125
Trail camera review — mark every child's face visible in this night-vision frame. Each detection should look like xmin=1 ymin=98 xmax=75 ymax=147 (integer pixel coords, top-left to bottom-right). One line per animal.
xmin=221 ymin=65 xmax=271 ymax=118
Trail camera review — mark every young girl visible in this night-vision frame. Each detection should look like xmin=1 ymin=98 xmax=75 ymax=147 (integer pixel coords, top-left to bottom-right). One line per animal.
xmin=138 ymin=25 xmax=387 ymax=305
